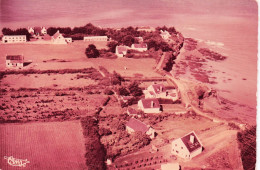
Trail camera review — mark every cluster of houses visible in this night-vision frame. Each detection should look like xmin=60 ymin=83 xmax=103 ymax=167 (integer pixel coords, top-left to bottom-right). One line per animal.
xmin=124 ymin=83 xmax=203 ymax=161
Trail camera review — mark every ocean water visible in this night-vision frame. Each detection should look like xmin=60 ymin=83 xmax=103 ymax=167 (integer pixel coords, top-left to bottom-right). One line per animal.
xmin=0 ymin=0 xmax=258 ymax=123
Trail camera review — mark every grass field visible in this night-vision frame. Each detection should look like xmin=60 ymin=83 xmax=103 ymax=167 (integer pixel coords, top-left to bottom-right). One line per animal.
xmin=0 ymin=121 xmax=87 ymax=170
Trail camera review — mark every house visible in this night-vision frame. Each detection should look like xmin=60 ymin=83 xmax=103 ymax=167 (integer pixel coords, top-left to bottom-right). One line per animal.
xmin=126 ymin=118 xmax=155 ymax=139
xmin=83 ymin=36 xmax=108 ymax=41
xmin=2 ymin=35 xmax=27 ymax=43
xmin=137 ymin=26 xmax=155 ymax=32
xmin=138 ymin=98 xmax=161 ymax=113
xmin=6 ymin=55 xmax=24 ymax=68
xmin=160 ymin=30 xmax=171 ymax=40
xmin=115 ymin=46 xmax=128 ymax=57
xmin=135 ymin=37 xmax=143 ymax=42
xmin=161 ymin=163 xmax=180 ymax=170
xmin=28 ymin=27 xmax=34 ymax=34
xmin=51 ymin=30 xmax=68 ymax=44
xmin=144 ymin=84 xmax=178 ymax=102
xmin=42 ymin=34 xmax=52 ymax=40
xmin=127 ymin=107 xmax=141 ymax=118
xmin=130 ymin=43 xmax=148 ymax=52
xmin=171 ymin=131 xmax=203 ymax=160
xmin=41 ymin=27 xmax=47 ymax=35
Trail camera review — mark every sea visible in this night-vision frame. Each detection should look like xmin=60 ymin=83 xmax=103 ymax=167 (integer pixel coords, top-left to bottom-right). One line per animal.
xmin=0 ymin=0 xmax=258 ymax=124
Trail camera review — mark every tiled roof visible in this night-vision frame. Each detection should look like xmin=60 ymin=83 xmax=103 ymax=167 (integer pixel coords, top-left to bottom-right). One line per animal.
xmin=181 ymin=131 xmax=202 ymax=153
xmin=6 ymin=55 xmax=24 ymax=61
xmin=152 ymin=84 xmax=166 ymax=94
xmin=126 ymin=118 xmax=149 ymax=133
xmin=140 ymin=98 xmax=160 ymax=109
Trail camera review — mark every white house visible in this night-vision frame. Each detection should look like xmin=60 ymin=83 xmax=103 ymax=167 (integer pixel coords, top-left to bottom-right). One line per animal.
xmin=130 ymin=43 xmax=148 ymax=52
xmin=144 ymin=84 xmax=179 ymax=102
xmin=126 ymin=118 xmax=155 ymax=139
xmin=160 ymin=30 xmax=171 ymax=40
xmin=83 ymin=36 xmax=108 ymax=41
xmin=2 ymin=35 xmax=27 ymax=43
xmin=51 ymin=30 xmax=68 ymax=44
xmin=28 ymin=27 xmax=34 ymax=34
xmin=171 ymin=131 xmax=203 ymax=160
xmin=138 ymin=98 xmax=161 ymax=113
xmin=6 ymin=55 xmax=24 ymax=68
xmin=115 ymin=46 xmax=128 ymax=57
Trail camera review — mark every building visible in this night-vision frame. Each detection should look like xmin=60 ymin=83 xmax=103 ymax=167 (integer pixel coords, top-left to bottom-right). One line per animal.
xmin=160 ymin=30 xmax=171 ymax=40
xmin=144 ymin=84 xmax=179 ymax=102
xmin=83 ymin=36 xmax=108 ymax=41
xmin=28 ymin=27 xmax=47 ymax=36
xmin=127 ymin=107 xmax=141 ymax=118
xmin=41 ymin=27 xmax=47 ymax=35
xmin=2 ymin=35 xmax=27 ymax=43
xmin=51 ymin=30 xmax=68 ymax=44
xmin=137 ymin=26 xmax=155 ymax=32
xmin=138 ymin=98 xmax=161 ymax=113
xmin=135 ymin=37 xmax=143 ymax=42
xmin=42 ymin=34 xmax=52 ymax=40
xmin=171 ymin=131 xmax=203 ymax=160
xmin=64 ymin=37 xmax=72 ymax=43
xmin=161 ymin=163 xmax=180 ymax=170
xmin=130 ymin=43 xmax=148 ymax=52
xmin=28 ymin=27 xmax=34 ymax=34
xmin=115 ymin=46 xmax=128 ymax=57
xmin=126 ymin=118 xmax=155 ymax=139
xmin=6 ymin=55 xmax=24 ymax=68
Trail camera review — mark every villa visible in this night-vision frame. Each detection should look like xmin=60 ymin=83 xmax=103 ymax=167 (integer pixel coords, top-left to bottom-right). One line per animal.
xmin=6 ymin=55 xmax=24 ymax=68
xmin=2 ymin=35 xmax=27 ymax=43
xmin=138 ymin=98 xmax=161 ymax=113
xmin=126 ymin=117 xmax=155 ymax=139
xmin=171 ymin=131 xmax=203 ymax=160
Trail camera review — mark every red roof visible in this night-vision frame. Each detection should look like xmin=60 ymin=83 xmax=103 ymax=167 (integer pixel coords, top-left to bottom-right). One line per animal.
xmin=132 ymin=43 xmax=147 ymax=48
xmin=52 ymin=30 xmax=62 ymax=39
xmin=140 ymin=98 xmax=160 ymax=109
xmin=181 ymin=132 xmax=202 ymax=153
xmin=116 ymin=46 xmax=128 ymax=54
xmin=6 ymin=55 xmax=24 ymax=61
xmin=43 ymin=34 xmax=51 ymax=40
xmin=127 ymin=107 xmax=137 ymax=115
xmin=126 ymin=118 xmax=149 ymax=134
xmin=152 ymin=84 xmax=166 ymax=94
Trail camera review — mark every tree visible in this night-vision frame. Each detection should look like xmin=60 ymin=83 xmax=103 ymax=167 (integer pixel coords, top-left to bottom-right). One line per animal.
xmin=2 ymin=28 xmax=13 ymax=35
xmin=85 ymin=44 xmax=100 ymax=58
xmin=111 ymin=71 xmax=124 ymax=85
xmin=121 ymin=35 xmax=136 ymax=47
xmin=47 ymin=27 xmax=58 ymax=36
xmin=107 ymin=41 xmax=118 ymax=53
xmin=117 ymin=87 xmax=130 ymax=96
xmin=128 ymin=81 xmax=143 ymax=96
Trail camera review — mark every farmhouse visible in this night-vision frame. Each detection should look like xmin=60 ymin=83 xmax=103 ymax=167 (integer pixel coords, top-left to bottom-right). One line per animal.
xmin=171 ymin=131 xmax=203 ymax=160
xmin=126 ymin=118 xmax=155 ymax=139
xmin=160 ymin=30 xmax=171 ymax=40
xmin=131 ymin=43 xmax=148 ymax=52
xmin=144 ymin=84 xmax=179 ymax=102
xmin=6 ymin=55 xmax=24 ymax=68
xmin=84 ymin=36 xmax=108 ymax=41
xmin=51 ymin=30 xmax=71 ymax=44
xmin=2 ymin=35 xmax=27 ymax=43
xmin=115 ymin=46 xmax=128 ymax=57
xmin=138 ymin=98 xmax=161 ymax=113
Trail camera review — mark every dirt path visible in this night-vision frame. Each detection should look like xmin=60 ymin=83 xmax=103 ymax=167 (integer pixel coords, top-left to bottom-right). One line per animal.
xmin=155 ymin=53 xmax=165 ymax=70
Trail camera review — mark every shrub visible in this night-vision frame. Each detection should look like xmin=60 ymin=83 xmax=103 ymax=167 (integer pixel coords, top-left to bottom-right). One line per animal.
xmin=85 ymin=44 xmax=100 ymax=58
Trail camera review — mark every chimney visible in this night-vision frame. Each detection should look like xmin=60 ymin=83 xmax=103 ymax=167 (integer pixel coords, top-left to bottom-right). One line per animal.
xmin=190 ymin=135 xmax=194 ymax=144
xmin=151 ymin=101 xmax=154 ymax=108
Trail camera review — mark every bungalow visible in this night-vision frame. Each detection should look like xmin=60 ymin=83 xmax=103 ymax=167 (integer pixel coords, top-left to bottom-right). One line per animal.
xmin=126 ymin=117 xmax=155 ymax=139
xmin=131 ymin=43 xmax=148 ymax=52
xmin=83 ymin=36 xmax=108 ymax=41
xmin=51 ymin=30 xmax=69 ymax=44
xmin=144 ymin=84 xmax=178 ymax=102
xmin=171 ymin=131 xmax=203 ymax=160
xmin=2 ymin=35 xmax=27 ymax=43
xmin=115 ymin=45 xmax=128 ymax=57
xmin=160 ymin=30 xmax=171 ymax=40
xmin=6 ymin=55 xmax=24 ymax=68
xmin=138 ymin=98 xmax=161 ymax=113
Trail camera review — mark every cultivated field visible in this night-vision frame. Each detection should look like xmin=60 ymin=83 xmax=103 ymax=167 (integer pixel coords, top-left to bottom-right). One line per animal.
xmin=0 ymin=121 xmax=87 ymax=170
